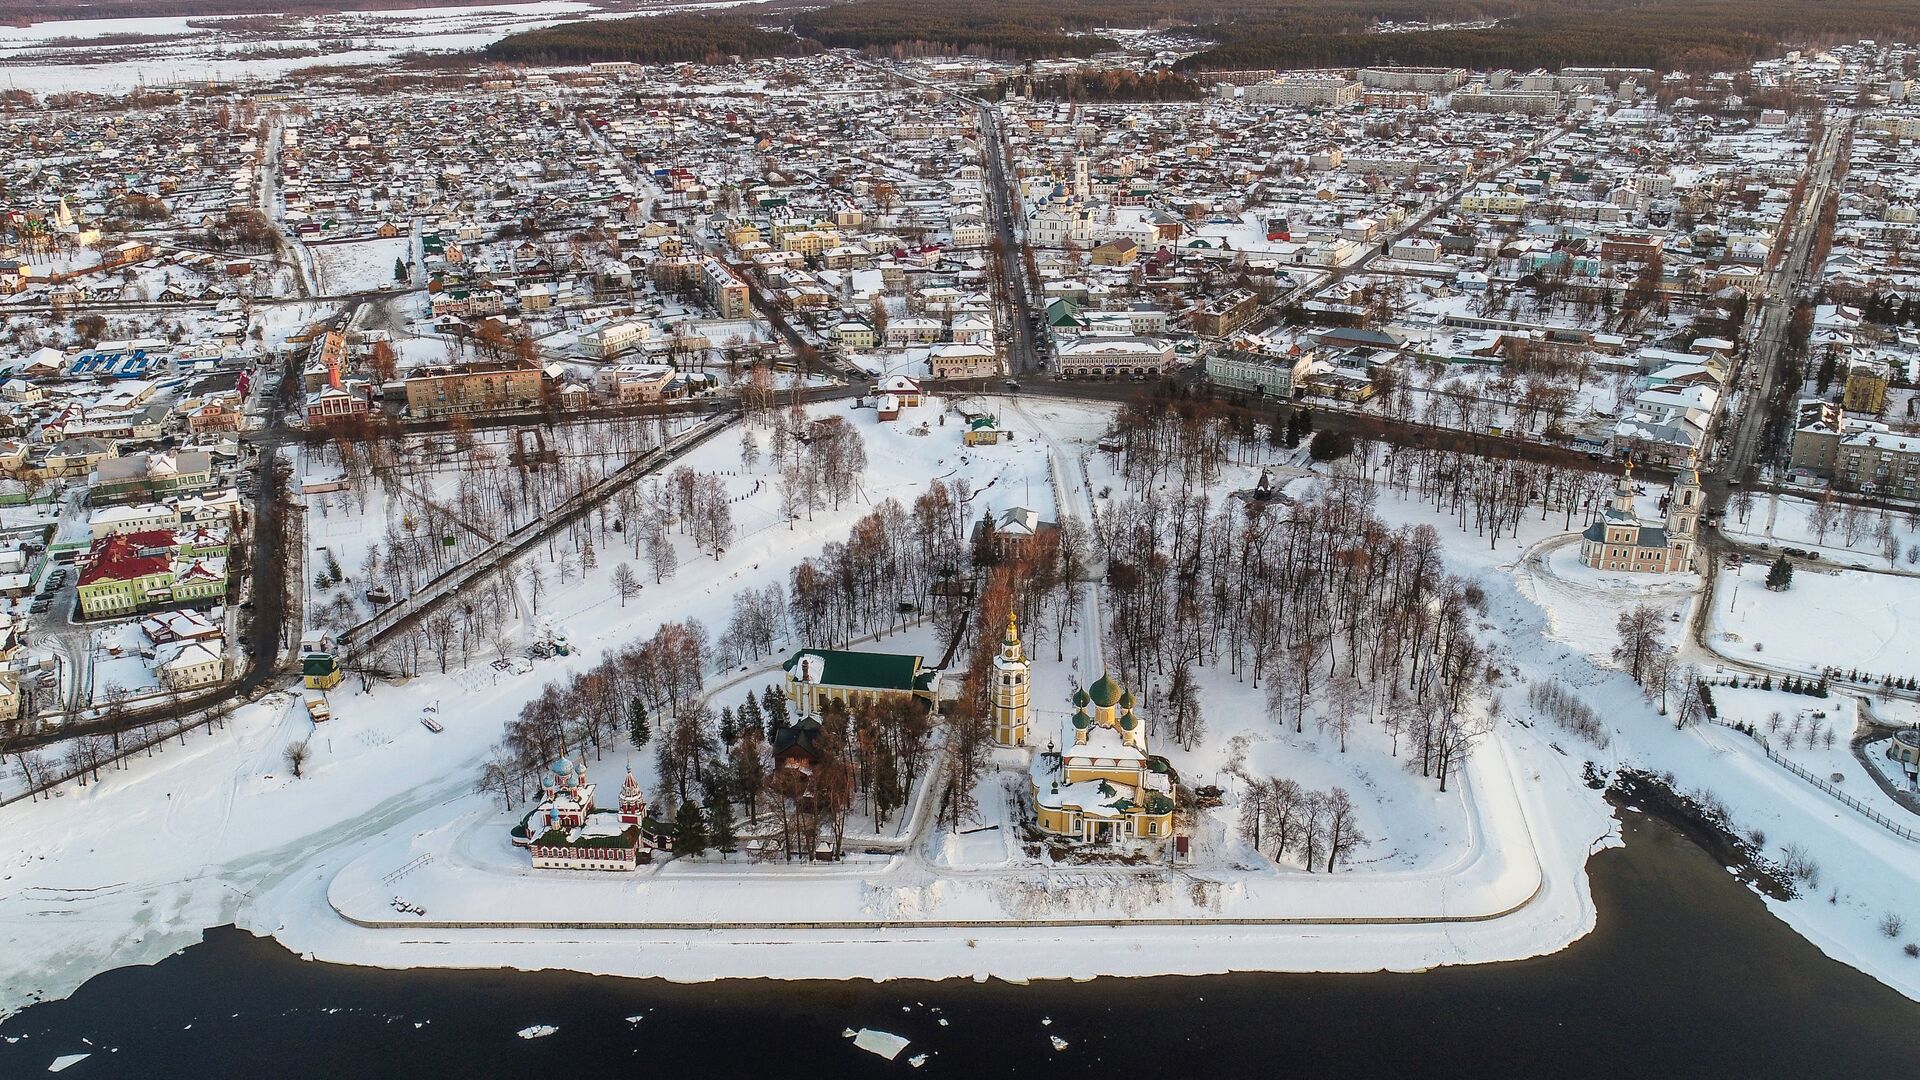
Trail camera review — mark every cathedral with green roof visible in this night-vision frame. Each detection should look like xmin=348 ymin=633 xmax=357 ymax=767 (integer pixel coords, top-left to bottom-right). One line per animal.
xmin=1031 ymin=668 xmax=1176 ymax=844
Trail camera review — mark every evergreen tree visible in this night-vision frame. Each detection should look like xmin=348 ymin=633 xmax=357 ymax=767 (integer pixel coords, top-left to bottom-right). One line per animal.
xmin=1761 ymin=674 xmax=1773 ymax=691
xmin=718 ymin=706 xmax=738 ymax=746
xmin=738 ymin=693 xmax=766 ymax=739
xmin=672 ymin=799 xmax=707 ymax=858
xmin=1815 ymin=350 xmax=1838 ymax=394
xmin=763 ymin=686 xmax=790 ymax=730
xmin=972 ymin=514 xmax=1001 ymax=568
xmin=393 ymin=256 xmax=408 ymax=282
xmin=628 ymin=697 xmax=651 ymax=749
xmin=1766 ymin=555 xmax=1793 ymax=591
xmin=314 ymin=570 xmax=332 ymax=591
xmin=707 ymin=795 xmax=737 ymax=855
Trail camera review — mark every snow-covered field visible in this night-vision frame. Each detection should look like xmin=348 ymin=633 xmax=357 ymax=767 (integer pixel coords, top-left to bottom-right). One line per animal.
xmin=1710 ymin=562 xmax=1920 ymax=679
xmin=4 ymin=396 xmax=1920 ymax=1021
xmin=0 ymin=1 xmax=759 ymax=92
xmin=1723 ymin=490 xmax=1920 ymax=570
xmin=310 ymin=237 xmax=414 ymax=297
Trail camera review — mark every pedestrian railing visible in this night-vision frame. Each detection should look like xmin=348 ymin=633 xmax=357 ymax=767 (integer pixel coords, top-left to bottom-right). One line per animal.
xmin=1734 ymin=727 xmax=1920 ymax=843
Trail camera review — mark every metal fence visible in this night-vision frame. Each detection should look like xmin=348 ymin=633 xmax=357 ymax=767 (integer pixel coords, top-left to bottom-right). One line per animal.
xmin=1745 ymin=730 xmax=1920 ymax=844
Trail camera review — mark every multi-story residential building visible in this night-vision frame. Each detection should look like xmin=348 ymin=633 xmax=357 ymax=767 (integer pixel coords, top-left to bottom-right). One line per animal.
xmin=611 ymin=365 xmax=676 ymax=404
xmin=159 ymin=640 xmax=225 ymax=690
xmin=700 ymin=258 xmax=752 ymax=320
xmin=89 ymin=502 xmax=178 ymax=540
xmin=1204 ymin=348 xmax=1295 ymax=399
xmin=950 ymin=313 xmax=995 ymax=346
xmin=1360 ymin=90 xmax=1433 ymax=109
xmin=91 ymin=450 xmax=214 ymax=504
xmin=403 ymin=360 xmax=543 ymax=418
xmin=835 ymin=319 xmax=877 ymax=350
xmin=1792 ymin=413 xmax=1920 ymax=495
xmin=1245 ymin=75 xmax=1364 ymax=107
xmin=885 ymin=318 xmax=943 ymax=348
xmin=950 ymin=219 xmax=988 ymax=248
xmin=1191 ymin=289 xmax=1260 ymax=338
xmin=1452 ymin=87 xmax=1562 ymax=114
xmin=776 ymin=228 xmax=840 ymax=258
xmin=1459 ymin=187 xmax=1531 ymax=214
xmin=1844 ymin=359 xmax=1891 ymax=414
xmin=1359 ymin=66 xmax=1470 ymax=91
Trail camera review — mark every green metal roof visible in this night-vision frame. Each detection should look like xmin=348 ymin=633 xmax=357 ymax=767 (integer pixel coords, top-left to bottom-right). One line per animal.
xmin=784 ymin=648 xmax=926 ymax=693
xmin=1088 ymin=672 xmax=1123 ymax=708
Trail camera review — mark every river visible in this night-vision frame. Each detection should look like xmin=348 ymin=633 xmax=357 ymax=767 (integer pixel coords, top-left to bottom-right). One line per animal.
xmin=0 ymin=811 xmax=1913 ymax=1078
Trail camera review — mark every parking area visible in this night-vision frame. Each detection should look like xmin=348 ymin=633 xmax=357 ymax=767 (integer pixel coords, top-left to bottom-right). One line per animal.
xmin=28 ymin=561 xmax=80 ymax=631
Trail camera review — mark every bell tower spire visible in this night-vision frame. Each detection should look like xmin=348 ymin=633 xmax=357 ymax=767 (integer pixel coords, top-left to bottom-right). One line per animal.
xmin=992 ymin=611 xmax=1029 ymax=746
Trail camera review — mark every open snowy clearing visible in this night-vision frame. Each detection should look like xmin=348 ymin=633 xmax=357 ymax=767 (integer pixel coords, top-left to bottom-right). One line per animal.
xmin=1722 ymin=490 xmax=1920 ymax=571
xmin=1709 ymin=561 xmax=1920 ymax=678
xmin=309 ymin=238 xmax=415 ymax=296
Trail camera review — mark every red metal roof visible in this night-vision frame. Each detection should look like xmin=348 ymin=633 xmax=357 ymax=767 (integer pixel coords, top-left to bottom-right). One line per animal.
xmin=78 ymin=529 xmax=175 ymax=586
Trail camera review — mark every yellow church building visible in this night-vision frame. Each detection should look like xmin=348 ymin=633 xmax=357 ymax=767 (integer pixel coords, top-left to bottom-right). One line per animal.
xmin=992 ymin=612 xmax=1030 ymax=746
xmin=1578 ymin=458 xmax=1700 ymax=574
xmin=1027 ymin=664 xmax=1176 ymax=844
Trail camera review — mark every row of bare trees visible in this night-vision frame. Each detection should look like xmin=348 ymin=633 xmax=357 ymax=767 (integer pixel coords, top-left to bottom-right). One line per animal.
xmin=481 ymin=618 xmax=710 ymax=808
xmin=785 ymin=478 xmax=975 ymax=649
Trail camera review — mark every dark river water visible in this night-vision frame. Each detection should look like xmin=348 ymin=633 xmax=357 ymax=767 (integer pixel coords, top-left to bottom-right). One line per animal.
xmin=1 ymin=813 xmax=1915 ymax=1079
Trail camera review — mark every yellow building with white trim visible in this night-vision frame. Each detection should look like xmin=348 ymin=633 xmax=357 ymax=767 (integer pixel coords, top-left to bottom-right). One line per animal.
xmin=1030 ymin=670 xmax=1176 ymax=843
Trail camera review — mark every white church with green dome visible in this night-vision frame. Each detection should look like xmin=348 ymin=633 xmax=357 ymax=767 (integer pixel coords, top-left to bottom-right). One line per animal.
xmin=1030 ymin=669 xmax=1176 ymax=844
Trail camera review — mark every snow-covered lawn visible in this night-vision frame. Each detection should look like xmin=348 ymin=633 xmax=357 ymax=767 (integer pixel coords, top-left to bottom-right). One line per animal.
xmin=1722 ymin=490 xmax=1920 ymax=570
xmin=1710 ymin=563 xmax=1920 ymax=680
xmin=310 ymin=237 xmax=413 ymax=296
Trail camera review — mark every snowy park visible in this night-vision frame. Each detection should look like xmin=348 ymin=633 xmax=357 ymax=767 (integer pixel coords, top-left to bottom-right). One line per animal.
xmin=4 ymin=396 xmax=1920 ymax=1024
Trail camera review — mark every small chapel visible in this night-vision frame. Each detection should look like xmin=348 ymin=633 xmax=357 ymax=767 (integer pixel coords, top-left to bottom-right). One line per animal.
xmin=1579 ymin=457 xmax=1701 ymax=574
